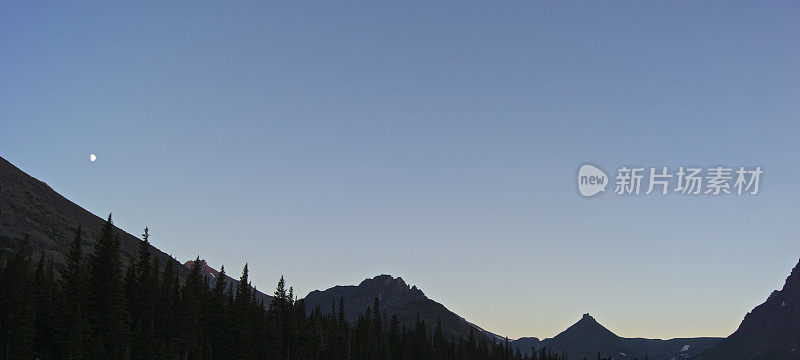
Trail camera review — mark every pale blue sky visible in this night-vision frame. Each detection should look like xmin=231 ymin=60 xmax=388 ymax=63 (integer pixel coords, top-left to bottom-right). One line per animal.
xmin=2 ymin=1 xmax=800 ymax=339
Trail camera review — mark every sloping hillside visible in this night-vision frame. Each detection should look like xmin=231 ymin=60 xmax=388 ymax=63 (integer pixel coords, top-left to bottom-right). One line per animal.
xmin=0 ymin=155 xmax=269 ymax=301
xmin=0 ymin=156 xmax=181 ymax=274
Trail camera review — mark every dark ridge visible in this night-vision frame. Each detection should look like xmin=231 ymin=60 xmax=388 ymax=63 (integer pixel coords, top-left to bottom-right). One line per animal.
xmin=696 ymin=259 xmax=800 ymax=360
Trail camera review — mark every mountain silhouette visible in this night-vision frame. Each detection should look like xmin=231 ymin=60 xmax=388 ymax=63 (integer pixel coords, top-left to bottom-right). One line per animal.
xmin=513 ymin=314 xmax=722 ymax=360
xmin=539 ymin=313 xmax=633 ymax=359
xmin=303 ymin=274 xmax=500 ymax=340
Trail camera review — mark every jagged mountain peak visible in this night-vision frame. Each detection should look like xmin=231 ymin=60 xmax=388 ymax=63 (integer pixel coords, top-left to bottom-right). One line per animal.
xmin=184 ymin=259 xmax=220 ymax=278
xmin=304 ymin=274 xmax=427 ymax=308
xmin=358 ymin=274 xmax=405 ymax=287
xmin=355 ymin=274 xmax=425 ymax=298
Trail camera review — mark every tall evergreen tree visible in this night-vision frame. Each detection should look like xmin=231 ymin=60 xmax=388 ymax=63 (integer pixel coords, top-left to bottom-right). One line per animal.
xmin=86 ymin=214 xmax=129 ymax=358
xmin=209 ymin=265 xmax=232 ymax=360
xmin=233 ymin=264 xmax=253 ymax=360
xmin=179 ymin=256 xmax=205 ymax=359
xmin=55 ymin=225 xmax=91 ymax=359
xmin=131 ymin=227 xmax=157 ymax=360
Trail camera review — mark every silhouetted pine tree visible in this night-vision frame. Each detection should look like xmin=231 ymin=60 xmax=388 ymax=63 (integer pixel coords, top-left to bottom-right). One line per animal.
xmin=129 ymin=227 xmax=157 ymax=360
xmin=233 ymin=264 xmax=254 ymax=359
xmin=208 ymin=265 xmax=233 ymax=360
xmin=268 ymin=275 xmax=290 ymax=360
xmin=86 ymin=214 xmax=129 ymax=358
xmin=54 ymin=225 xmax=91 ymax=359
xmin=179 ymin=256 xmax=206 ymax=359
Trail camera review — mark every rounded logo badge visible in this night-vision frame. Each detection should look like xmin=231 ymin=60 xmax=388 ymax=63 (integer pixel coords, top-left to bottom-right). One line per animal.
xmin=578 ymin=164 xmax=608 ymax=197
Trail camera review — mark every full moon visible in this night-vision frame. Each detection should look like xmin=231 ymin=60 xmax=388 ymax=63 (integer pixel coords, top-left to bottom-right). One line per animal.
xmin=89 ymin=154 xmax=96 ymax=162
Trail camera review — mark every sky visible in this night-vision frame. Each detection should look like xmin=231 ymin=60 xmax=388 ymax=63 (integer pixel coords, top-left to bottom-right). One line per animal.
xmin=2 ymin=1 xmax=800 ymax=340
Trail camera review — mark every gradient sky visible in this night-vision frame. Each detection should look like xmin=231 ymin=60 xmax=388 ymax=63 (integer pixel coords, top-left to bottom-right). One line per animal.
xmin=2 ymin=1 xmax=800 ymax=340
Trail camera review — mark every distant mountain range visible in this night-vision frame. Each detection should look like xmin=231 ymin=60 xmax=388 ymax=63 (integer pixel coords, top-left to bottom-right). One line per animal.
xmin=508 ymin=258 xmax=800 ymax=360
xmin=1 ymin=154 xmax=798 ymax=359
xmin=510 ymin=313 xmax=721 ymax=360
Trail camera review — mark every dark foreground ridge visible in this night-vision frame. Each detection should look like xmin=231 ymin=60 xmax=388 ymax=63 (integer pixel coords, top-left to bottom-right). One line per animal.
xmin=0 ymin=155 xmax=270 ymax=302
xmin=0 ymin=156 xmax=181 ymax=275
xmin=695 ymin=258 xmax=800 ymax=360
